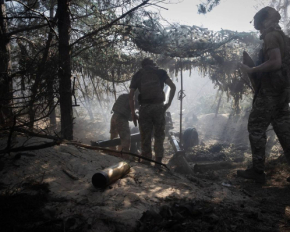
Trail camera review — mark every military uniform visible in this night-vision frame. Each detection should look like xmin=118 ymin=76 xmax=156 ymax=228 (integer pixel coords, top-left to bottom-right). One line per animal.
xmin=110 ymin=94 xmax=131 ymax=153
xmin=130 ymin=66 xmax=169 ymax=160
xmin=248 ymin=29 xmax=290 ymax=172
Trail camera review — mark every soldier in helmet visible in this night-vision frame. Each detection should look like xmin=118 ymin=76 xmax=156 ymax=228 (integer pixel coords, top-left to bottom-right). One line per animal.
xmin=129 ymin=58 xmax=176 ymax=167
xmin=238 ymin=7 xmax=290 ymax=183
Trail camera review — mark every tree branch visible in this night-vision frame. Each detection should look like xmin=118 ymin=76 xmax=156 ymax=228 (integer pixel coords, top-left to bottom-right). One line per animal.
xmin=7 ymin=23 xmax=48 ymax=37
xmin=70 ymin=0 xmax=150 ymax=47
xmin=12 ymin=0 xmax=59 ymax=39
xmin=68 ymin=141 xmax=169 ymax=169
xmin=0 ymin=141 xmax=59 ymax=155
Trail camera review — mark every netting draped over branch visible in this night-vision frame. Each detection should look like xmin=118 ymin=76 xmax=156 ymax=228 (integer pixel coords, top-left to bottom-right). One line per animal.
xmin=131 ymin=20 xmax=258 ymax=58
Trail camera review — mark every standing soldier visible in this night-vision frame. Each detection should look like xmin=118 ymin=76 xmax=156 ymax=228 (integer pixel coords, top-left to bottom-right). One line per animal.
xmin=110 ymin=93 xmax=132 ymax=158
xmin=129 ymin=58 xmax=176 ymax=166
xmin=238 ymin=7 xmax=290 ymax=183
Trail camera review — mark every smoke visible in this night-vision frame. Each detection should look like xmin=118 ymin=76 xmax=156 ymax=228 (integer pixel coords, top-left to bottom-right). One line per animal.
xmin=169 ymin=68 xmax=252 ymax=147
xmin=72 ymin=68 xmax=253 ymax=147
xmin=73 ymin=76 xmax=132 ymax=144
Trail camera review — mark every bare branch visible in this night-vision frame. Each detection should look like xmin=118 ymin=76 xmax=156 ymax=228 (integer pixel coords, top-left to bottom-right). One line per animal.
xmin=12 ymin=0 xmax=59 ymax=39
xmin=70 ymin=0 xmax=150 ymax=47
xmin=7 ymin=23 xmax=48 ymax=37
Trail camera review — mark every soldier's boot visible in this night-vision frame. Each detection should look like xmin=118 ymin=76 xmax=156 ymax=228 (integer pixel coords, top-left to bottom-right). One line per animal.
xmin=237 ymin=167 xmax=266 ymax=183
xmin=141 ymin=153 xmax=152 ymax=165
xmin=154 ymin=157 xmax=162 ymax=169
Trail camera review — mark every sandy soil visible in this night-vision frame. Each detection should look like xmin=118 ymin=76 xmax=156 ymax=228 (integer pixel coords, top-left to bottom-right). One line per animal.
xmin=1 ymin=115 xmax=290 ymax=232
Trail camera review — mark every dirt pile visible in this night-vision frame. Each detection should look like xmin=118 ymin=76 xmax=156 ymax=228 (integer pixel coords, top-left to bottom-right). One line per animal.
xmin=136 ymin=199 xmax=277 ymax=232
xmin=1 ymin=135 xmax=290 ymax=232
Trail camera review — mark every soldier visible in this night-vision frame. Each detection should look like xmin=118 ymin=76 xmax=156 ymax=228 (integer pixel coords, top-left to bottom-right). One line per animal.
xmin=110 ymin=93 xmax=131 ymax=158
xmin=129 ymin=58 xmax=176 ymax=166
xmin=238 ymin=7 xmax=290 ymax=183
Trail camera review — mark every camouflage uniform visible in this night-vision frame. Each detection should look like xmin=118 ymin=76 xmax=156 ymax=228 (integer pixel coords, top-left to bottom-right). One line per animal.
xmin=248 ymin=29 xmax=290 ymax=172
xmin=139 ymin=103 xmax=166 ymax=159
xmin=110 ymin=113 xmax=131 ymax=151
xmin=110 ymin=94 xmax=131 ymax=153
xmin=130 ymin=65 xmax=169 ymax=160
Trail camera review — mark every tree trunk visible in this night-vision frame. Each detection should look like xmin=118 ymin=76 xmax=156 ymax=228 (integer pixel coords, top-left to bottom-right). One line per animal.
xmin=58 ymin=0 xmax=73 ymax=140
xmin=0 ymin=1 xmax=12 ymax=126
xmin=48 ymin=2 xmax=57 ymax=128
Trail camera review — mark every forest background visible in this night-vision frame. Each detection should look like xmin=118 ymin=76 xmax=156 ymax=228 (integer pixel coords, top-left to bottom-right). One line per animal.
xmin=0 ymin=0 xmax=289 ymax=143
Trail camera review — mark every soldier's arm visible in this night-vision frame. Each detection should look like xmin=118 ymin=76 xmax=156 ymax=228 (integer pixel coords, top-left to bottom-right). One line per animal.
xmin=164 ymin=78 xmax=176 ymax=110
xmin=129 ymin=88 xmax=138 ymax=126
xmin=240 ymin=48 xmax=282 ymax=74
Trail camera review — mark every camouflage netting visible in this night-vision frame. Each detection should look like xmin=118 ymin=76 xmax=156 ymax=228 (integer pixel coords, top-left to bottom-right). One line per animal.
xmin=131 ymin=19 xmax=259 ymax=58
xmin=129 ymin=18 xmax=261 ymax=112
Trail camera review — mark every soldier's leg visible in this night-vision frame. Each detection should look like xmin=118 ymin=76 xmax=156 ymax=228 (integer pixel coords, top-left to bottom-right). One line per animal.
xmin=265 ymin=127 xmax=276 ymax=157
xmin=271 ymin=104 xmax=290 ymax=164
xmin=117 ymin=116 xmax=131 ymax=159
xmin=153 ymin=104 xmax=166 ymax=164
xmin=110 ymin=114 xmax=119 ymax=151
xmin=248 ymin=96 xmax=272 ymax=172
xmin=139 ymin=105 xmax=154 ymax=159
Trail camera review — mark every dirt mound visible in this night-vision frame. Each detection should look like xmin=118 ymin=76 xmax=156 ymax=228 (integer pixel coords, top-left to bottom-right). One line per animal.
xmin=1 ymin=135 xmax=290 ymax=232
xmin=186 ymin=143 xmax=247 ymax=163
xmin=0 ymin=182 xmax=87 ymax=232
xmin=136 ymin=199 xmax=277 ymax=232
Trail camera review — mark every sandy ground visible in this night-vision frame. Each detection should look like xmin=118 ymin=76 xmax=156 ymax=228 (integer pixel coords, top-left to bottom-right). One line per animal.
xmin=1 ymin=114 xmax=290 ymax=231
xmin=0 ymin=136 xmax=203 ymax=231
xmin=0 ymin=135 xmax=245 ymax=231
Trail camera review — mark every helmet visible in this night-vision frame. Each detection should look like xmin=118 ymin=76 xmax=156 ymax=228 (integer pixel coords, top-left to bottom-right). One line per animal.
xmin=254 ymin=6 xmax=281 ymax=30
xmin=141 ymin=58 xmax=156 ymax=67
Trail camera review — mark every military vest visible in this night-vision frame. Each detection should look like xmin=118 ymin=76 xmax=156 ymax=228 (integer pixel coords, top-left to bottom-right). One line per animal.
xmin=259 ymin=29 xmax=290 ymax=93
xmin=138 ymin=67 xmax=164 ymax=104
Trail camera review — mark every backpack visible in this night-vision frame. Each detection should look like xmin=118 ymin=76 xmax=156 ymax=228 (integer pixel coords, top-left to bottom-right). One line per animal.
xmin=139 ymin=67 xmax=164 ymax=104
xmin=248 ymin=29 xmax=290 ymax=101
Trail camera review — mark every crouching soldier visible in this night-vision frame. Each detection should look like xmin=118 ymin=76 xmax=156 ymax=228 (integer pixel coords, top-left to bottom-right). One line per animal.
xmin=110 ymin=94 xmax=132 ymax=158
xmin=129 ymin=58 xmax=176 ymax=167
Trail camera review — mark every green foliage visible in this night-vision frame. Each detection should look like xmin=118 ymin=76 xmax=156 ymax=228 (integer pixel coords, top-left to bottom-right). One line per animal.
xmin=197 ymin=0 xmax=221 ymax=14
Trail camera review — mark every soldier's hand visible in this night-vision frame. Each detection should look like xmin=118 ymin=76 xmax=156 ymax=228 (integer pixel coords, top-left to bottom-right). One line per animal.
xmin=132 ymin=113 xmax=139 ymax=127
xmin=239 ymin=63 xmax=253 ymax=74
